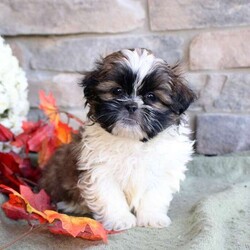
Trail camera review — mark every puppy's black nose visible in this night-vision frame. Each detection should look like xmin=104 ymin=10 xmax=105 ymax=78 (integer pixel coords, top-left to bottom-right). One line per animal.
xmin=125 ymin=103 xmax=138 ymax=113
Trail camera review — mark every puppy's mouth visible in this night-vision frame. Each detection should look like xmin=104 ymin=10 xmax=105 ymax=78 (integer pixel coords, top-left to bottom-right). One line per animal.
xmin=111 ymin=114 xmax=146 ymax=140
xmin=121 ymin=117 xmax=139 ymax=126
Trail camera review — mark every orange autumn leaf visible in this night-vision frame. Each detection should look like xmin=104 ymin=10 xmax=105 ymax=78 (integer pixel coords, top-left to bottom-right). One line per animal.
xmin=0 ymin=184 xmax=108 ymax=242
xmin=39 ymin=90 xmax=60 ymax=126
xmin=38 ymin=136 xmax=57 ymax=167
xmin=55 ymin=121 xmax=72 ymax=144
xmin=49 ymin=221 xmax=107 ymax=241
xmin=38 ymin=91 xmax=74 ymax=147
xmin=44 ymin=210 xmax=107 ymax=242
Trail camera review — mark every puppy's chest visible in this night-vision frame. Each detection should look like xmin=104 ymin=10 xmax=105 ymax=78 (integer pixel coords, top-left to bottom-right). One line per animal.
xmin=80 ymin=137 xmax=171 ymax=183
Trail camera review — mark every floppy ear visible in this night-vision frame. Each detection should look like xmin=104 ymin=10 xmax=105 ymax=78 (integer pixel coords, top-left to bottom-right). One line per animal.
xmin=170 ymin=79 xmax=197 ymax=114
xmin=168 ymin=65 xmax=197 ymax=115
xmin=79 ymin=71 xmax=98 ymax=105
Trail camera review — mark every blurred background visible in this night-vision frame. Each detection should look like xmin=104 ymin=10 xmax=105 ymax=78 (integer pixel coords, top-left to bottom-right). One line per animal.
xmin=1 ymin=0 xmax=250 ymax=155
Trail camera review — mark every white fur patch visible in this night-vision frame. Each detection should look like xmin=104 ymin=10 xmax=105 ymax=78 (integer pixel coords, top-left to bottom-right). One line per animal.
xmin=111 ymin=120 xmax=147 ymax=140
xmin=75 ymin=117 xmax=194 ymax=230
xmin=121 ymin=49 xmax=164 ymax=92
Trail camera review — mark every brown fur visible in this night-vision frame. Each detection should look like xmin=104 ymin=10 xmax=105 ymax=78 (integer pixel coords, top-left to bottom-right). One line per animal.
xmin=40 ymin=49 xmax=196 ymax=211
xmin=39 ymin=133 xmax=83 ymax=205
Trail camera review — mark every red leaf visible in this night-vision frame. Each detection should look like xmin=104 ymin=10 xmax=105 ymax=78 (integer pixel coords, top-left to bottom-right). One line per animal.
xmin=0 ymin=124 xmax=14 ymax=142
xmin=20 ymin=185 xmax=52 ymax=211
xmin=0 ymin=153 xmax=40 ymax=190
xmin=11 ymin=133 xmax=29 ymax=149
xmin=0 ymin=184 xmax=47 ymax=222
xmin=22 ymin=121 xmax=42 ymax=133
xmin=27 ymin=124 xmax=54 ymax=152
xmin=0 ymin=184 xmax=108 ymax=242
xmin=19 ymin=158 xmax=41 ymax=184
xmin=12 ymin=121 xmax=43 ymax=152
xmin=1 ymin=194 xmax=41 ymax=221
xmin=0 ymin=152 xmax=21 ymax=174
xmin=0 ymin=153 xmax=24 ymax=190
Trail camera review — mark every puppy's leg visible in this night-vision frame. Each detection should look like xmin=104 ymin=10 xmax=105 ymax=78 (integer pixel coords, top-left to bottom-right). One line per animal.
xmin=135 ymin=183 xmax=173 ymax=228
xmin=79 ymin=172 xmax=136 ymax=231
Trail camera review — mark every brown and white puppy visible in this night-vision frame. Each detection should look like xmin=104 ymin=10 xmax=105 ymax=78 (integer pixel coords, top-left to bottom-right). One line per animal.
xmin=40 ymin=48 xmax=196 ymax=230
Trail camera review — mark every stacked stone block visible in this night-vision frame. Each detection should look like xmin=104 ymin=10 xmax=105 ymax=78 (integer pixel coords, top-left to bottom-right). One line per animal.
xmin=1 ymin=0 xmax=250 ymax=154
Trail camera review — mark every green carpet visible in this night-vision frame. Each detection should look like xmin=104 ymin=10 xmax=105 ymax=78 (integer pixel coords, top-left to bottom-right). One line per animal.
xmin=1 ymin=153 xmax=250 ymax=250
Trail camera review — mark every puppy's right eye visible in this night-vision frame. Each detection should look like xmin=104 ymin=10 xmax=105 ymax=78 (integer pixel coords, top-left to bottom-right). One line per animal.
xmin=112 ymin=87 xmax=124 ymax=96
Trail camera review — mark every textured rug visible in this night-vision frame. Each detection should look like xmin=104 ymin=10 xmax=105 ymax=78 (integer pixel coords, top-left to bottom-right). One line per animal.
xmin=1 ymin=152 xmax=250 ymax=250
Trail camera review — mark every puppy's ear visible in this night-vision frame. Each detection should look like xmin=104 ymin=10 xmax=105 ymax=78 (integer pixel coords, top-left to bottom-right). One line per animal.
xmin=171 ymin=81 xmax=196 ymax=115
xmin=169 ymin=65 xmax=197 ymax=115
xmin=80 ymin=71 xmax=98 ymax=104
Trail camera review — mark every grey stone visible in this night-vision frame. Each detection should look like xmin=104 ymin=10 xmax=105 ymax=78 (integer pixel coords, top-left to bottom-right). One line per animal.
xmin=190 ymin=29 xmax=250 ymax=70
xmin=214 ymin=74 xmax=250 ymax=112
xmin=196 ymin=113 xmax=250 ymax=155
xmin=28 ymin=109 xmax=46 ymax=122
xmin=185 ymin=73 xmax=207 ymax=112
xmin=186 ymin=73 xmax=250 ymax=112
xmin=149 ymin=0 xmax=250 ymax=31
xmin=6 ymin=35 xmax=183 ymax=72
xmin=28 ymin=72 xmax=85 ymax=108
xmin=0 ymin=0 xmax=145 ymax=35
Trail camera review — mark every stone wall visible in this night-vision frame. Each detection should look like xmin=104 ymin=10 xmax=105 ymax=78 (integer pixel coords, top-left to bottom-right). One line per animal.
xmin=1 ymin=0 xmax=250 ymax=155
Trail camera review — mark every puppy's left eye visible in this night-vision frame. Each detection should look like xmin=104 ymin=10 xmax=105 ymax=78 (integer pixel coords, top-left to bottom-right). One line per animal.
xmin=144 ymin=93 xmax=156 ymax=102
xmin=112 ymin=87 xmax=124 ymax=96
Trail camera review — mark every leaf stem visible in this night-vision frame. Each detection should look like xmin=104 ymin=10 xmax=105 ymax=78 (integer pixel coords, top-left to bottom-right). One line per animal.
xmin=59 ymin=111 xmax=85 ymax=126
xmin=0 ymin=224 xmax=43 ymax=250
xmin=17 ymin=177 xmax=38 ymax=187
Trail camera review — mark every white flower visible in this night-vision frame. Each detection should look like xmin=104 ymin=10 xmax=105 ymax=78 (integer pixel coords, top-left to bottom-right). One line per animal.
xmin=0 ymin=36 xmax=29 ymax=135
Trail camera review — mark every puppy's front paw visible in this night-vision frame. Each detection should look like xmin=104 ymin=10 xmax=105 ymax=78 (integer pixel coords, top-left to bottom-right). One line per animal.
xmin=102 ymin=211 xmax=136 ymax=231
xmin=137 ymin=212 xmax=171 ymax=228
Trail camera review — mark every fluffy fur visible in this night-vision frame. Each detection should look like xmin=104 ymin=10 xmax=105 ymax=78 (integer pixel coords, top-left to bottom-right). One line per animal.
xmin=40 ymin=48 xmax=196 ymax=230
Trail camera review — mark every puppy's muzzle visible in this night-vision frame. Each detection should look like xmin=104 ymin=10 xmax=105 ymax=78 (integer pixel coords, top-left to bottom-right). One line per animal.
xmin=125 ymin=102 xmax=138 ymax=113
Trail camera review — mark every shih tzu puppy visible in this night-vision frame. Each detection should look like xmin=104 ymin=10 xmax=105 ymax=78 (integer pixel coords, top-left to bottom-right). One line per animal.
xmin=40 ymin=48 xmax=196 ymax=230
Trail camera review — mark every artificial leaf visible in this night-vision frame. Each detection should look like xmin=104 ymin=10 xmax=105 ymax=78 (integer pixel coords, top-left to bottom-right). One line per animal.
xmin=11 ymin=133 xmax=30 ymax=150
xmin=12 ymin=121 xmax=43 ymax=152
xmin=2 ymin=194 xmax=30 ymax=220
xmin=44 ymin=210 xmax=107 ymax=242
xmin=55 ymin=121 xmax=72 ymax=144
xmin=0 ymin=91 xmax=102 ymax=243
xmin=0 ymin=184 xmax=47 ymax=222
xmin=39 ymin=91 xmax=75 ymax=146
xmin=0 ymin=124 xmax=14 ymax=142
xmin=0 ymin=153 xmax=40 ymax=190
xmin=1 ymin=194 xmax=42 ymax=221
xmin=22 ymin=121 xmax=43 ymax=133
xmin=49 ymin=221 xmax=107 ymax=242
xmin=0 ymin=153 xmax=25 ymax=189
xmin=38 ymin=135 xmax=57 ymax=167
xmin=18 ymin=158 xmax=41 ymax=184
xmin=39 ymin=91 xmax=60 ymax=126
xmin=0 ymin=152 xmax=21 ymax=175
xmin=0 ymin=184 xmax=108 ymax=242
xmin=27 ymin=124 xmax=54 ymax=152
xmin=20 ymin=185 xmax=52 ymax=212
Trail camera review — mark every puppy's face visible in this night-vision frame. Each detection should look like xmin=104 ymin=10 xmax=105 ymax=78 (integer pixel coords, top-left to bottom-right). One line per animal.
xmin=82 ymin=48 xmax=196 ymax=141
